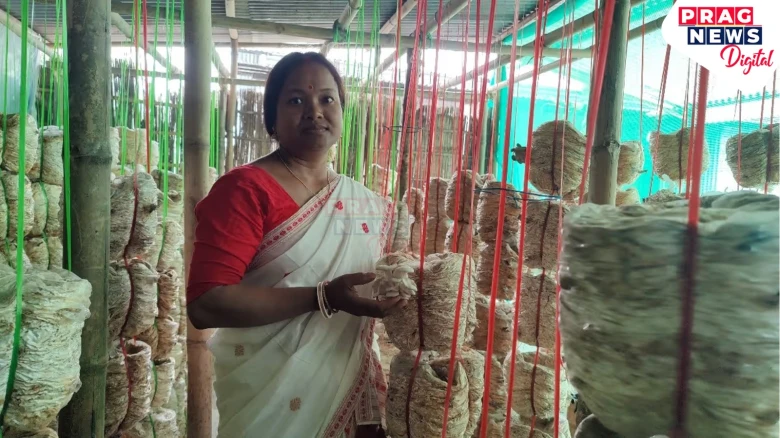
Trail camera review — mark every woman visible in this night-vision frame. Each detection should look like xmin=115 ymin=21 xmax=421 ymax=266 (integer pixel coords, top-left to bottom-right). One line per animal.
xmin=187 ymin=52 xmax=407 ymax=438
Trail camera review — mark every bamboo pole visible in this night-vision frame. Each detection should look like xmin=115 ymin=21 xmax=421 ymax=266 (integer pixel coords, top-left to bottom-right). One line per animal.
xmin=110 ymin=12 xmax=182 ymax=75
xmin=586 ymin=0 xmax=632 ymax=205
xmin=395 ymin=48 xmax=414 ymax=199
xmin=379 ymin=0 xmax=418 ymax=34
xmin=58 ymin=0 xmax=111 ymax=435
xmin=320 ymin=0 xmax=362 ymax=56
xmin=0 ymin=7 xmax=56 ymax=57
xmin=183 ymin=0 xmax=215 ymax=435
xmin=225 ymin=39 xmax=238 ymax=171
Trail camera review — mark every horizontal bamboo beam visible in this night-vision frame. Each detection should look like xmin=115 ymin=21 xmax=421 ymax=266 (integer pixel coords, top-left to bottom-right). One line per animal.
xmin=111 ymin=66 xmax=263 ymax=86
xmin=110 ymin=12 xmax=183 ymax=75
xmin=380 ymin=0 xmax=418 ymax=34
xmin=486 ymin=13 xmax=664 ymax=93
xmin=321 ymin=0 xmax=362 ymax=56
xmin=0 ymin=7 xmax=56 ymax=57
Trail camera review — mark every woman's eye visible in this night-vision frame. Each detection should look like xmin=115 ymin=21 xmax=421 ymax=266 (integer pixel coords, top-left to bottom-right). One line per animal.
xmin=288 ymin=97 xmax=302 ymax=104
xmin=323 ymin=96 xmax=335 ymax=104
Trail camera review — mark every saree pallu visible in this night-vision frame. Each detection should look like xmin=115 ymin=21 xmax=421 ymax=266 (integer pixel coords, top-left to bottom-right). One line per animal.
xmin=209 ymin=175 xmax=393 ymax=437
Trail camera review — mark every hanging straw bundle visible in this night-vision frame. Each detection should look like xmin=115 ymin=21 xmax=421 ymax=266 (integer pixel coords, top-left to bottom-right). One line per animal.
xmin=105 ymin=345 xmax=129 ymax=437
xmin=519 ymin=272 xmax=557 ymax=349
xmin=0 ymin=266 xmax=91 ymax=433
xmin=108 ymin=259 xmax=159 ymax=340
xmin=119 ymin=128 xmax=160 ymax=171
xmin=382 ymin=252 xmax=476 ymax=352
xmin=445 ymin=169 xmax=480 ymax=223
xmin=513 ymin=121 xmax=586 ymax=197
xmin=644 ymin=189 xmax=683 ymax=205
xmin=31 ymin=183 xmax=62 ymax=237
xmin=427 ymin=177 xmax=449 ymax=218
xmin=158 ymin=269 xmax=181 ymax=319
xmin=472 ymin=294 xmax=514 ymax=357
xmin=524 ymin=200 xmax=566 ymax=272
xmin=125 ymin=408 xmax=179 ymax=438
xmin=617 ymin=141 xmax=645 ymax=186
xmin=726 ymin=123 xmax=779 ymax=189
xmin=0 ymin=181 xmax=6 ymax=238
xmin=2 ymin=172 xmax=35 ymax=238
xmin=404 ymin=187 xmax=425 ymax=219
xmin=649 ymin=127 xmax=710 ymax=182
xmin=156 ymin=221 xmax=184 ymax=272
xmin=615 ymin=188 xmax=640 ymax=206
xmin=0 ymin=241 xmax=32 ymax=269
xmin=369 ymin=163 xmax=397 ymax=196
xmin=152 ymin=169 xmax=184 ymax=194
xmin=110 ymin=172 xmax=161 ymax=260
xmin=424 ymin=215 xmax=451 ymax=255
xmin=460 ymin=348 xmax=486 ymax=437
xmin=559 ymin=191 xmax=779 ymax=438
xmin=386 ymin=352 xmax=470 ymax=438
xmin=476 ymin=181 xmax=522 ymax=243
xmin=4 ymin=428 xmax=59 ymax=438
xmin=444 ymin=221 xmax=472 ymax=254
xmin=387 ymin=201 xmax=411 ymax=253
xmin=117 ymin=339 xmax=154 ymax=433
xmin=38 ymin=126 xmax=64 ymax=187
xmin=475 ymin=241 xmax=518 ymax=300
xmin=507 ymin=349 xmax=570 ymax=420
xmin=151 ymin=358 xmax=176 ymax=409
xmin=23 ymin=237 xmax=62 ymax=270
xmin=0 ymin=113 xmax=40 ymax=176
xmin=109 ymin=127 xmax=121 ymax=170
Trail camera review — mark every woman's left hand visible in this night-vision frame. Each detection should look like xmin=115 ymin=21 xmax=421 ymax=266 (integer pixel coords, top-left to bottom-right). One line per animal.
xmin=355 ymin=425 xmax=387 ymax=438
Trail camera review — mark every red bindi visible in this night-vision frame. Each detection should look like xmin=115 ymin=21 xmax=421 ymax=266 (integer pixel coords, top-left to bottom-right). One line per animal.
xmin=308 ymin=85 xmax=314 ymax=90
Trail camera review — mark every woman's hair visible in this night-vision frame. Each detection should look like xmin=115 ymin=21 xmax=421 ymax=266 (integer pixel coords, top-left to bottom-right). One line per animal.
xmin=263 ymin=52 xmax=346 ymax=137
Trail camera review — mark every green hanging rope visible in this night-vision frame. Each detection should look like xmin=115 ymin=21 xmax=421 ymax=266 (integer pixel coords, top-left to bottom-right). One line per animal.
xmin=0 ymin=0 xmax=31 ymax=431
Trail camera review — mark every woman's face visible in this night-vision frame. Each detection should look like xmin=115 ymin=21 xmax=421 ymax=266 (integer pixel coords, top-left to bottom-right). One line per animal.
xmin=275 ymin=62 xmax=343 ymax=156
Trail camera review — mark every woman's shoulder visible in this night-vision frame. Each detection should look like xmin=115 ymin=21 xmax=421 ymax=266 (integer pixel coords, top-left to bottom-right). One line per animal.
xmin=215 ymin=164 xmax=276 ymax=189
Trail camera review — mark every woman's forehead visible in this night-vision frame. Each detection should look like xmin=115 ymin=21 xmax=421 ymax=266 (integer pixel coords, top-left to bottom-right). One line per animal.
xmin=283 ymin=62 xmax=338 ymax=91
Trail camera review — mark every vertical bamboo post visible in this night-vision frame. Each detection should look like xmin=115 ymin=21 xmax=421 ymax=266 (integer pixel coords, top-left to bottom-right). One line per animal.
xmin=59 ymin=0 xmax=111 ymax=436
xmin=586 ymin=0 xmax=631 ymax=205
xmin=225 ymin=39 xmax=238 ymax=171
xmin=184 ymin=0 xmax=215 ymax=436
xmin=217 ymin=86 xmax=227 ymax=175
xmin=395 ymin=48 xmax=414 ymax=199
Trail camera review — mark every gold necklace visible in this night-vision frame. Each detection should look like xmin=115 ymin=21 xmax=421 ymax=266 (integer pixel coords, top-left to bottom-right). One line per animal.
xmin=278 ymin=149 xmax=332 ymax=197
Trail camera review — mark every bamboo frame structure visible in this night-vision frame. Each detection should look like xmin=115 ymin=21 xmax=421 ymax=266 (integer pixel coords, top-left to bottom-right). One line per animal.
xmin=58 ymin=0 xmax=112 ymax=435
xmin=0 ymin=7 xmax=56 ymax=57
xmin=110 ymin=12 xmax=183 ymax=75
xmin=183 ymin=0 xmax=216 ymax=436
xmin=320 ymin=0 xmax=362 ymax=56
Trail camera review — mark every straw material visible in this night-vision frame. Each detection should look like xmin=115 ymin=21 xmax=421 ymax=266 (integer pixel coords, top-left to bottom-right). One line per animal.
xmin=31 ymin=183 xmax=63 ymax=237
xmin=157 ymin=221 xmax=184 ymax=272
xmin=644 ymin=189 xmax=682 ymax=205
xmin=445 ymin=221 xmax=473 ymax=254
xmin=473 ymin=294 xmax=514 ymax=358
xmin=649 ymin=127 xmax=710 ymax=182
xmin=108 ymin=259 xmax=159 ymax=340
xmin=460 ymin=348 xmax=486 ymax=437
xmin=4 ymin=428 xmax=59 ymax=438
xmin=424 ymin=215 xmax=451 ymax=255
xmin=0 ymin=180 xmax=6 ymax=238
xmin=154 ymin=316 xmax=179 ymax=361
xmin=476 ymin=181 xmax=522 ymax=243
xmin=110 ymin=172 xmax=160 ymax=260
xmin=164 ymin=190 xmax=184 ymax=223
xmin=559 ymin=191 xmax=779 ymax=438
xmin=386 ymin=352 xmax=470 ymax=438
xmin=0 ymin=266 xmax=91 ymax=433
xmin=427 ymin=177 xmax=450 ymax=218
xmin=158 ymin=269 xmax=181 ymax=319
xmin=209 ymin=167 xmax=218 ymax=187
xmin=446 ymin=170 xmax=482 ymax=223
xmin=519 ymin=272 xmax=556 ymax=349
xmin=2 ymin=172 xmax=35 ymax=239
xmin=404 ymin=187 xmax=425 ymax=219
xmin=151 ymin=358 xmax=176 ymax=409
xmin=725 ymin=123 xmax=779 ymax=189
xmin=39 ymin=126 xmax=64 ymax=187
xmin=615 ymin=188 xmax=640 ymax=206
xmin=1 ymin=113 xmax=40 ymax=176
xmin=388 ymin=201 xmax=411 ymax=253
xmin=617 ymin=141 xmax=645 ymax=186
xmin=105 ymin=344 xmax=129 ymax=437
xmin=118 ymin=339 xmax=154 ymax=433
xmin=382 ymin=253 xmax=476 ymax=352
xmin=506 ymin=349 xmax=569 ymax=420
xmin=172 ymin=372 xmax=187 ymax=436
xmin=369 ymin=163 xmax=397 ymax=196
xmin=24 ymin=237 xmax=63 ymax=270
xmin=152 ymin=169 xmax=184 ymax=194
xmin=524 ymin=201 xmax=566 ymax=271
xmin=475 ymin=240 xmax=518 ymax=300
xmin=0 ymin=241 xmax=32 ymax=269
xmin=125 ymin=407 xmax=179 ymax=438
xmin=118 ymin=128 xmax=160 ymax=171
xmin=515 ymin=120 xmax=586 ymax=197
xmin=110 ymin=127 xmax=121 ymax=169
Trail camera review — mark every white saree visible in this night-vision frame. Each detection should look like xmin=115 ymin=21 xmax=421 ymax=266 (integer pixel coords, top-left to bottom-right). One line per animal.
xmin=209 ymin=175 xmax=393 ymax=438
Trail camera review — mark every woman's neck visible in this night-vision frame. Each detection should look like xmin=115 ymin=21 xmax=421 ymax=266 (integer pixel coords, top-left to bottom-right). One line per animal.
xmin=276 ymin=147 xmax=330 ymax=179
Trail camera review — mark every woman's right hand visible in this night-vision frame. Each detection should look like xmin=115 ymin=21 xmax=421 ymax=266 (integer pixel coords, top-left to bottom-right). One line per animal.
xmin=324 ymin=272 xmax=407 ymax=318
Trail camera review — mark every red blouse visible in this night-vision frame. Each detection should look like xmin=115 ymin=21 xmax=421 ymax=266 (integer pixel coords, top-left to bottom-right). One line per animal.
xmin=187 ymin=165 xmax=300 ymax=303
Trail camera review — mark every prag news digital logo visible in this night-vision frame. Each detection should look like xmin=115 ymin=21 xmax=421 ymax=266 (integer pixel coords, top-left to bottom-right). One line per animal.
xmin=678 ymin=6 xmax=774 ymax=74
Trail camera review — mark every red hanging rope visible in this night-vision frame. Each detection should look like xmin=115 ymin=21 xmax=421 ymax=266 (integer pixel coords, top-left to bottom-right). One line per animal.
xmin=764 ymin=72 xmax=776 ymax=195
xmin=685 ymin=66 xmax=698 ymax=198
xmin=670 ymin=65 xmax=709 ymax=438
